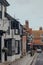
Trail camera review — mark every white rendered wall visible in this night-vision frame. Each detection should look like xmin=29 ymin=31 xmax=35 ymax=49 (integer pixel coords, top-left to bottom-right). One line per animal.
xmin=0 ymin=5 xmax=9 ymax=31
xmin=0 ymin=18 xmax=9 ymax=31
xmin=2 ymin=18 xmax=9 ymax=31
xmin=15 ymin=54 xmax=21 ymax=60
xmin=5 ymin=29 xmax=13 ymax=38
xmin=7 ymin=55 xmax=15 ymax=62
xmin=7 ymin=54 xmax=21 ymax=62
xmin=5 ymin=29 xmax=21 ymax=40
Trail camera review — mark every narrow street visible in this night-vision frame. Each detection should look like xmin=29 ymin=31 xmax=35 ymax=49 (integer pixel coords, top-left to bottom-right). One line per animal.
xmin=2 ymin=53 xmax=36 ymax=65
xmin=11 ymin=54 xmax=35 ymax=65
xmin=32 ymin=52 xmax=43 ymax=65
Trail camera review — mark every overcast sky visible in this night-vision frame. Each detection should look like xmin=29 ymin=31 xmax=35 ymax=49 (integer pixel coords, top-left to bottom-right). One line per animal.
xmin=7 ymin=0 xmax=43 ymax=30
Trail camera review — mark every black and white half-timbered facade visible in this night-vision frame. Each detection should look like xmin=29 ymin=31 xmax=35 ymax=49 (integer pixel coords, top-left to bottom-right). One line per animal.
xmin=4 ymin=18 xmax=23 ymax=62
xmin=0 ymin=0 xmax=10 ymax=62
xmin=0 ymin=0 xmax=23 ymax=62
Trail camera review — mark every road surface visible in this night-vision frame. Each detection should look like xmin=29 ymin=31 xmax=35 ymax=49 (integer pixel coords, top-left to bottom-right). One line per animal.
xmin=32 ymin=53 xmax=43 ymax=65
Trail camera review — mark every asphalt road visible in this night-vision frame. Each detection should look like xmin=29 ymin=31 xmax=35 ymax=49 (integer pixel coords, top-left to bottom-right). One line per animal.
xmin=34 ymin=53 xmax=43 ymax=65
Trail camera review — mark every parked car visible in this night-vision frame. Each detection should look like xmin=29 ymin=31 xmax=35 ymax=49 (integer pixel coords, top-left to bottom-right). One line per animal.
xmin=37 ymin=48 xmax=42 ymax=53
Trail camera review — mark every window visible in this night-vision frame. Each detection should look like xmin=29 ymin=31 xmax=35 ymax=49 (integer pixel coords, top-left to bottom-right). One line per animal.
xmin=15 ymin=41 xmax=18 ymax=54
xmin=16 ymin=29 xmax=18 ymax=34
xmin=14 ymin=29 xmax=19 ymax=34
xmin=12 ymin=39 xmax=15 ymax=55
xmin=15 ymin=40 xmax=20 ymax=54
xmin=11 ymin=21 xmax=19 ymax=29
xmin=11 ymin=21 xmax=15 ymax=29
xmin=7 ymin=26 xmax=10 ymax=35
xmin=12 ymin=39 xmax=15 ymax=50
xmin=0 ymin=3 xmax=1 ymax=11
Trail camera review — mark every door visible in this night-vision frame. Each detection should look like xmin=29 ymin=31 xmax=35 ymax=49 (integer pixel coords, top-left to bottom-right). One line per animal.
xmin=0 ymin=37 xmax=1 ymax=62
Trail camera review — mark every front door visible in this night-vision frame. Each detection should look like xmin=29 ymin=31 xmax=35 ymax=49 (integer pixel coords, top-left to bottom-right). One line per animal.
xmin=0 ymin=37 xmax=1 ymax=62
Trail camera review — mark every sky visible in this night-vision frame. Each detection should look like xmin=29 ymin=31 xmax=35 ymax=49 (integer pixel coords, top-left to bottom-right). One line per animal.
xmin=7 ymin=0 xmax=43 ymax=30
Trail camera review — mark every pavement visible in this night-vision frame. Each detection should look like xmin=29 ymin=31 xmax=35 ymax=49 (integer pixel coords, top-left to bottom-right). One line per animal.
xmin=0 ymin=53 xmax=37 ymax=65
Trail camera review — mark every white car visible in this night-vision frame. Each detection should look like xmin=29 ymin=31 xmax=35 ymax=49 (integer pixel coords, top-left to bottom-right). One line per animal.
xmin=37 ymin=49 xmax=42 ymax=53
